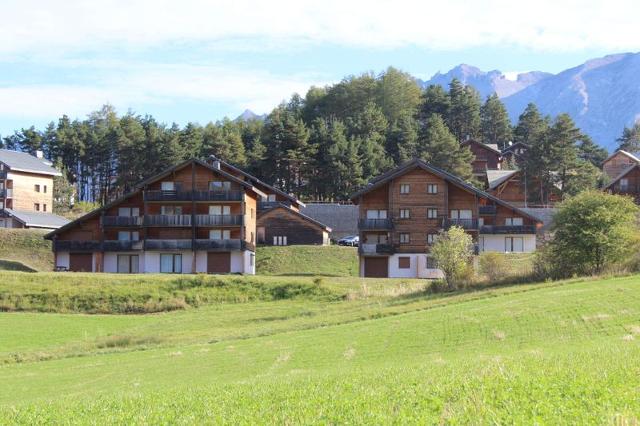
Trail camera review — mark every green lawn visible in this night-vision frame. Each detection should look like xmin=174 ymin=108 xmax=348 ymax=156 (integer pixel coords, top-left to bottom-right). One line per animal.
xmin=1 ymin=272 xmax=639 ymax=423
xmin=256 ymin=244 xmax=358 ymax=276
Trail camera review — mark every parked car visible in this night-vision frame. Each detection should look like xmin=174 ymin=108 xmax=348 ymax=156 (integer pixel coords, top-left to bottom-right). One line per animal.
xmin=338 ymin=235 xmax=359 ymax=247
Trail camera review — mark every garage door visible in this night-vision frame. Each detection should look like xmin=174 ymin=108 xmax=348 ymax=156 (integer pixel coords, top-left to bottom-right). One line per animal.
xmin=207 ymin=252 xmax=231 ymax=274
xmin=69 ymin=253 xmax=93 ymax=272
xmin=364 ymin=257 xmax=388 ymax=278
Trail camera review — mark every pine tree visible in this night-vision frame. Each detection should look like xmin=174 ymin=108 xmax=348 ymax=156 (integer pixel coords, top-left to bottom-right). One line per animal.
xmin=480 ymin=94 xmax=513 ymax=149
xmin=514 ymin=103 xmax=547 ymax=145
xmin=446 ymin=79 xmax=481 ymax=142
xmin=387 ymin=112 xmax=419 ymax=163
xmin=418 ymin=114 xmax=473 ymax=180
xmin=419 ymin=84 xmax=451 ymax=123
xmin=616 ymin=122 xmax=640 ymax=152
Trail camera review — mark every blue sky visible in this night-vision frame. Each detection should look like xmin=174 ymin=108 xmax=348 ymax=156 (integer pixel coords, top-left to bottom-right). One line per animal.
xmin=0 ymin=0 xmax=638 ymax=135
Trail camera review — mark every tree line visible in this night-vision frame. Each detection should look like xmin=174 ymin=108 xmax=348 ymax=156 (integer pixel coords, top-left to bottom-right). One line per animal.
xmin=0 ymin=67 xmax=615 ymax=208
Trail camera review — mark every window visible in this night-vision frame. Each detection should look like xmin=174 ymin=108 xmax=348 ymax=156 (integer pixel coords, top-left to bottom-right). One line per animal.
xmin=450 ymin=210 xmax=472 ymax=219
xmin=365 ymin=233 xmax=388 ymax=244
xmin=119 ymin=207 xmax=140 ymax=217
xmin=366 ymin=210 xmax=388 ymax=219
xmin=117 ymin=255 xmax=139 ymax=273
xmin=427 ymin=184 xmax=438 ymax=194
xmin=505 ymin=217 xmax=524 ymax=226
xmin=427 ymin=208 xmax=438 ymax=219
xmin=400 ymin=184 xmax=410 ymax=194
xmin=273 ymin=236 xmax=288 ymax=246
xmin=160 ymin=181 xmax=175 ymax=191
xmin=160 ymin=254 xmax=182 ymax=273
xmin=34 ymin=184 xmax=40 ymax=192
xmin=43 ymin=204 xmax=47 ymax=212
xmin=620 ymin=178 xmax=629 ymax=191
xmin=210 ymin=229 xmax=231 ymax=240
xmin=34 ymin=203 xmax=40 ymax=211
xmin=398 ymin=257 xmax=410 ymax=269
xmin=250 ymin=231 xmax=254 ymax=243
xmin=268 ymin=194 xmax=277 ymax=202
xmin=251 ymin=208 xmax=255 ymax=219
xmin=43 ymin=185 xmax=47 ymax=193
xmin=399 ymin=209 xmax=410 ymax=219
xmin=426 ymin=256 xmax=438 ymax=269
xmin=399 ymin=233 xmax=410 ymax=244
xmin=505 ymin=237 xmax=524 ymax=253
xmin=209 ymin=205 xmax=231 ymax=215
xmin=161 ymin=205 xmax=182 ymax=215
xmin=210 ymin=181 xmax=231 ymax=190
xmin=427 ymin=233 xmax=437 ymax=244
xmin=250 ymin=253 xmax=255 ymax=267
xmin=118 ymin=231 xmax=139 ymax=241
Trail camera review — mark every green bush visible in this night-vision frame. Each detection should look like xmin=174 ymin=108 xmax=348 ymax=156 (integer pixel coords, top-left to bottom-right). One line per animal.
xmin=478 ymin=252 xmax=509 ymax=283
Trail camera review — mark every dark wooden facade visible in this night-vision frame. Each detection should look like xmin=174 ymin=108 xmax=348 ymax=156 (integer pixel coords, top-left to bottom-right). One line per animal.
xmin=462 ymin=139 xmax=504 ymax=176
xmin=257 ymin=206 xmax=330 ymax=246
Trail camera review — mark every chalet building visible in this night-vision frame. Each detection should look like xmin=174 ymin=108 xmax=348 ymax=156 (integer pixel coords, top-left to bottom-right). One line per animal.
xmin=461 ymin=139 xmax=504 ymax=178
xmin=501 ymin=141 xmax=528 ymax=165
xmin=45 ymin=159 xmax=265 ymax=274
xmin=485 ymin=170 xmax=560 ymax=208
xmin=0 ymin=149 xmax=69 ymax=230
xmin=350 ymin=159 xmax=542 ymax=278
xmin=207 ymin=155 xmax=331 ymax=246
xmin=602 ymin=150 xmax=640 ymax=181
xmin=604 ymin=162 xmax=640 ymax=203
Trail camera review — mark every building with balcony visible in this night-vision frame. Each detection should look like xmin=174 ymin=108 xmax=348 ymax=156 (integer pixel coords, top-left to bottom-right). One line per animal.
xmin=350 ymin=159 xmax=542 ymax=278
xmin=205 ymin=155 xmax=332 ymax=245
xmin=45 ymin=158 xmax=265 ymax=274
xmin=0 ymin=149 xmax=69 ymax=229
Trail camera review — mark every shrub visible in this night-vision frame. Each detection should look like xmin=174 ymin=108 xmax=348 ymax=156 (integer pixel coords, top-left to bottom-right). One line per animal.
xmin=478 ymin=252 xmax=509 ymax=283
xmin=430 ymin=226 xmax=474 ymax=290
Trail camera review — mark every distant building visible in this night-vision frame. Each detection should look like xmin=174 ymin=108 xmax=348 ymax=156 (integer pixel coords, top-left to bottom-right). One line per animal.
xmin=0 ymin=149 xmax=69 ymax=230
xmin=602 ymin=150 xmax=640 ymax=181
xmin=461 ymin=139 xmax=504 ymax=179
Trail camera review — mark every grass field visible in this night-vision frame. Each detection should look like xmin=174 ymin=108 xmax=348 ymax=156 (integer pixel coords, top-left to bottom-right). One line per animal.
xmin=0 ymin=271 xmax=639 ymax=423
xmin=255 ymin=244 xmax=358 ymax=276
xmin=0 ymin=228 xmax=52 ymax=272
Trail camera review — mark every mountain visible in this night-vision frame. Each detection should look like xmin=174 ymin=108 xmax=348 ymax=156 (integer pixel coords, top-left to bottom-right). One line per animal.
xmin=419 ymin=64 xmax=551 ymax=99
xmin=422 ymin=53 xmax=640 ymax=150
xmin=502 ymin=53 xmax=640 ymax=150
xmin=235 ymin=109 xmax=266 ymax=122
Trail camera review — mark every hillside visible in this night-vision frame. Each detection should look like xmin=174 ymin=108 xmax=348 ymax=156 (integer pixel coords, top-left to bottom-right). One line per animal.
xmin=0 ymin=229 xmax=52 ymax=272
xmin=256 ymin=245 xmax=358 ymax=276
xmin=0 ymin=273 xmax=639 ymax=422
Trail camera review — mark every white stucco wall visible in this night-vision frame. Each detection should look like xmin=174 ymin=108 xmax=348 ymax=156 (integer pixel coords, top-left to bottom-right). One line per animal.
xmin=479 ymin=234 xmax=536 ymax=253
xmin=388 ymin=253 xmax=444 ymax=279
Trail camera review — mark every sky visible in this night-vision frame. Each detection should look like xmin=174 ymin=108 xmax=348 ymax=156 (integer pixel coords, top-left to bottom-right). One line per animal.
xmin=0 ymin=0 xmax=638 ymax=135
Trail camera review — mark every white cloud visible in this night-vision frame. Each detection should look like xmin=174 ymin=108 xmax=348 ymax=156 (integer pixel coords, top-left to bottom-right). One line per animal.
xmin=0 ymin=0 xmax=639 ymax=54
xmin=0 ymin=63 xmax=328 ymax=119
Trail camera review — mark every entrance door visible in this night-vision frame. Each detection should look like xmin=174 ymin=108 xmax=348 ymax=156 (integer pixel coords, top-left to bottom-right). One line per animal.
xmin=69 ymin=253 xmax=93 ymax=272
xmin=207 ymin=252 xmax=231 ymax=274
xmin=364 ymin=257 xmax=388 ymax=278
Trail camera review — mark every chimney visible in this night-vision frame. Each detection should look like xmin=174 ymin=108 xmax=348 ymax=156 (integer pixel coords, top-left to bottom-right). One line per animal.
xmin=35 ymin=150 xmax=44 ymax=159
xmin=207 ymin=154 xmax=221 ymax=170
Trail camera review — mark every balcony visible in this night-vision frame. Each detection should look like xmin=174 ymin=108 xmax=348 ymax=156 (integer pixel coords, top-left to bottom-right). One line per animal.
xmin=144 ymin=239 xmax=192 ymax=250
xmin=0 ymin=170 xmax=6 ymax=179
xmin=194 ymin=239 xmax=244 ymax=251
xmin=258 ymin=201 xmax=282 ymax=210
xmin=144 ymin=215 xmax=192 ymax=227
xmin=0 ymin=188 xmax=13 ymax=198
xmin=53 ymin=240 xmax=101 ymax=252
xmin=143 ymin=190 xmax=192 ymax=202
xmin=479 ymin=225 xmax=537 ymax=234
xmin=195 ymin=214 xmax=243 ymax=226
xmin=358 ymin=218 xmax=393 ymax=230
xmin=193 ymin=190 xmax=243 ymax=202
xmin=102 ymin=216 xmax=143 ymax=227
xmin=102 ymin=240 xmax=143 ymax=251
xmin=359 ymin=243 xmax=395 ymax=255
xmin=442 ymin=218 xmax=479 ymax=230
xmin=479 ymin=205 xmax=497 ymax=215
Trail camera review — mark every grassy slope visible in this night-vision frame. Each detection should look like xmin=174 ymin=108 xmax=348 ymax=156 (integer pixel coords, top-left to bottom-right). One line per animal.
xmin=0 ymin=229 xmax=52 ymax=272
xmin=256 ymin=245 xmax=358 ymax=276
xmin=1 ymin=274 xmax=639 ymax=423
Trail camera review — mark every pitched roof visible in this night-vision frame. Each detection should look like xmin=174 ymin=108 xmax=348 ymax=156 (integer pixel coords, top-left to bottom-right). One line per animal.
xmin=259 ymin=203 xmax=332 ymax=232
xmin=45 ymin=158 xmax=267 ymax=239
xmin=349 ymin=158 xmax=541 ymax=224
xmin=0 ymin=149 xmax=61 ymax=176
xmin=461 ymin=139 xmax=503 ymax=156
xmin=501 ymin=141 xmax=529 ymax=153
xmin=486 ymin=169 xmax=519 ymax=190
xmin=2 ymin=208 xmax=69 ymax=229
xmin=603 ymin=150 xmax=640 ymax=165
xmin=604 ymin=163 xmax=640 ymax=189
xmin=212 ymin=156 xmax=304 ymax=208
xmin=301 ymin=203 xmax=358 ymax=236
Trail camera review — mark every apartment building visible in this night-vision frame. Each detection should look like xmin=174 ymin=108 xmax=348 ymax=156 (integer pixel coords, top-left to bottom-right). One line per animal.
xmin=0 ymin=149 xmax=69 ymax=229
xmin=45 ymin=159 xmax=264 ymax=273
xmin=208 ymin=155 xmax=331 ymax=245
xmin=350 ymin=159 xmax=541 ymax=278
xmin=461 ymin=139 xmax=504 ymax=178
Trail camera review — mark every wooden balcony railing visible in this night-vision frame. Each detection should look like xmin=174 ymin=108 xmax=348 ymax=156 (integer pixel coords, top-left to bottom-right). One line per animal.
xmin=479 ymin=225 xmax=537 ymax=234
xmin=102 ymin=216 xmax=143 ymax=227
xmin=53 ymin=240 xmax=101 ymax=251
xmin=0 ymin=170 xmax=6 ymax=179
xmin=195 ymin=214 xmax=243 ymax=226
xmin=192 ymin=190 xmax=243 ymax=202
xmin=479 ymin=205 xmax=497 ymax=215
xmin=194 ymin=239 xmax=244 ymax=251
xmin=144 ymin=215 xmax=192 ymax=227
xmin=143 ymin=190 xmax=192 ymax=202
xmin=144 ymin=239 xmax=193 ymax=250
xmin=442 ymin=218 xmax=479 ymax=230
xmin=358 ymin=218 xmax=393 ymax=230
xmin=102 ymin=240 xmax=144 ymax=251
